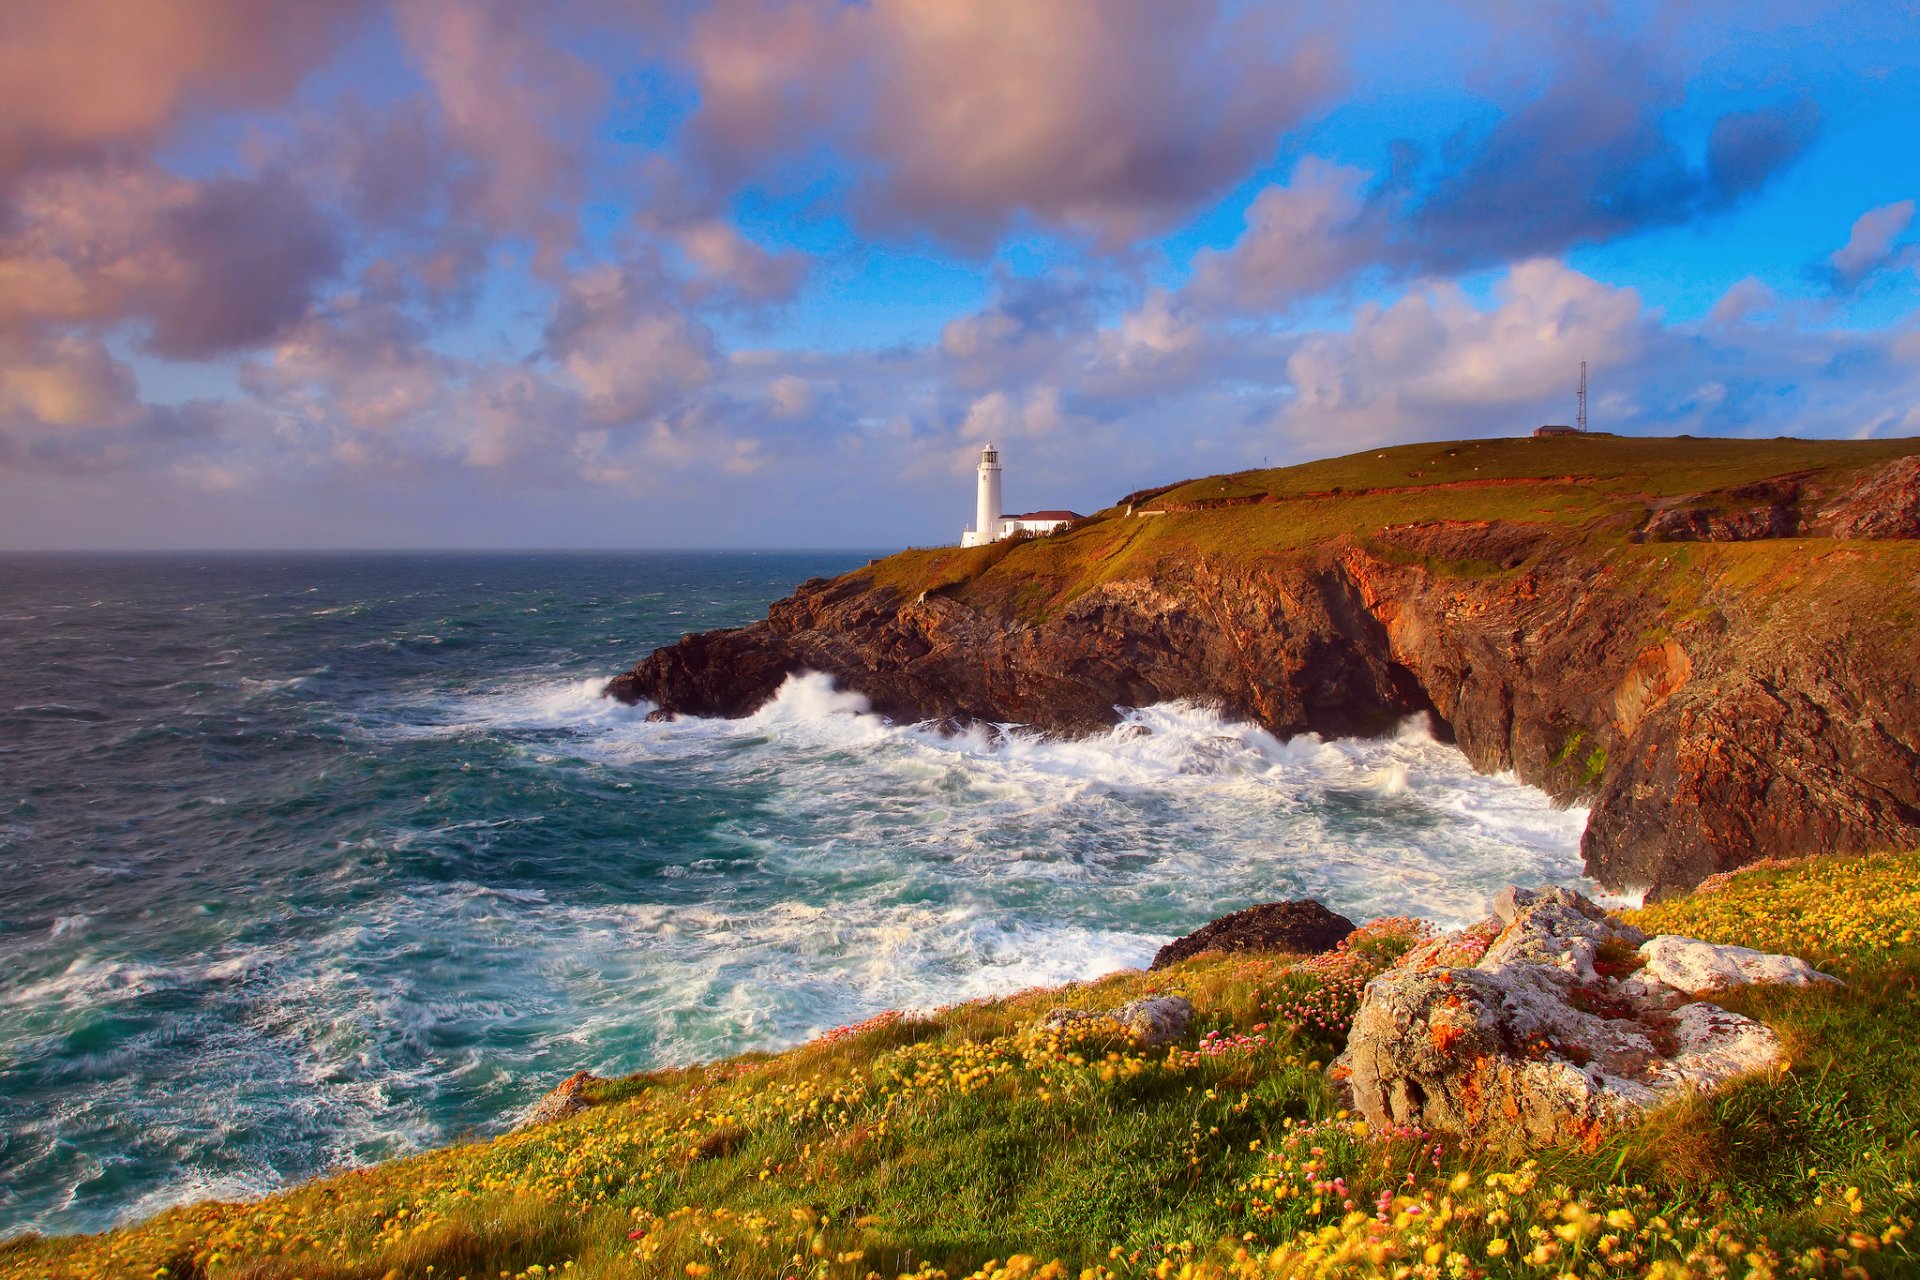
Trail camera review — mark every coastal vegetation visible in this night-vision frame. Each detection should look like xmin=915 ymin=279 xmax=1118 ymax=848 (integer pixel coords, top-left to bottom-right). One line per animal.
xmin=855 ymin=435 xmax=1920 ymax=624
xmin=8 ymin=849 xmax=1920 ymax=1280
xmin=611 ymin=435 xmax=1920 ymax=894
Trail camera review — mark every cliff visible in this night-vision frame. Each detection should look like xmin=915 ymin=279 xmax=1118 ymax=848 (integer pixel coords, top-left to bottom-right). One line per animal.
xmin=609 ymin=435 xmax=1920 ymax=895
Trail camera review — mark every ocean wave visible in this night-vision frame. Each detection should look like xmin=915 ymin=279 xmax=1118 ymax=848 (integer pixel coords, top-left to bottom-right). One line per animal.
xmin=4 ymin=661 xmax=1592 ymax=1238
xmin=422 ymin=670 xmax=1592 ymax=931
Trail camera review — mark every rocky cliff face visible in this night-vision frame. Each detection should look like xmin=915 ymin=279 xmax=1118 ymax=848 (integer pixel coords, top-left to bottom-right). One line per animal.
xmin=609 ymin=447 xmax=1920 ymax=895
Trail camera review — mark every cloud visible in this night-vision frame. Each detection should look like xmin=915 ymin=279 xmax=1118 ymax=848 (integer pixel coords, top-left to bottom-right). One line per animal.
xmin=1823 ymin=198 xmax=1916 ymax=289
xmin=675 ymin=220 xmax=810 ymax=307
xmin=939 ymin=271 xmax=1106 ymax=389
xmin=766 ymin=374 xmax=814 ymax=419
xmin=1706 ymin=277 xmax=1780 ymax=331
xmin=0 ymin=0 xmax=372 ymax=191
xmin=0 ymin=164 xmax=341 ymax=364
xmin=394 ymin=0 xmax=605 ymax=265
xmin=240 ymin=294 xmax=453 ymax=437
xmin=1189 ymin=159 xmax=1383 ymax=311
xmin=1278 ymin=260 xmax=1648 ymax=445
xmin=544 ymin=262 xmax=720 ymax=426
xmin=1405 ymin=29 xmax=1818 ymax=270
xmin=0 ymin=334 xmax=141 ymax=429
xmin=686 ymin=0 xmax=1343 ymax=248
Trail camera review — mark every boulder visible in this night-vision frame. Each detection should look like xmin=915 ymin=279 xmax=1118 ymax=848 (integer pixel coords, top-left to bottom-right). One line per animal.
xmin=1636 ymin=935 xmax=1841 ymax=998
xmin=1343 ymin=885 xmax=1838 ymax=1152
xmin=516 ymin=1069 xmax=604 ymax=1129
xmin=1151 ymin=900 xmax=1356 ymax=970
xmin=1041 ymin=995 xmax=1193 ymax=1048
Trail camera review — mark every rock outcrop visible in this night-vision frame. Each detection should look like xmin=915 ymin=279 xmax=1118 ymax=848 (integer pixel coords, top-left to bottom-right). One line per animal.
xmin=516 ymin=1070 xmax=603 ymax=1129
xmin=607 ymin=440 xmax=1920 ymax=894
xmin=1821 ymin=456 xmax=1920 ymax=539
xmin=1341 ymin=886 xmax=1837 ymax=1152
xmin=1041 ymin=995 xmax=1194 ymax=1049
xmin=1151 ymin=900 xmax=1356 ymax=970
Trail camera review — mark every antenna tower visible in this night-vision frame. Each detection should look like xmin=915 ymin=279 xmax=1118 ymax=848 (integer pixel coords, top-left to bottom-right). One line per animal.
xmin=1577 ymin=361 xmax=1588 ymax=433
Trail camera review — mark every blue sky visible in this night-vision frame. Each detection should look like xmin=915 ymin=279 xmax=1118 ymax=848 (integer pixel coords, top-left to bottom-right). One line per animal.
xmin=1 ymin=0 xmax=1916 ymax=549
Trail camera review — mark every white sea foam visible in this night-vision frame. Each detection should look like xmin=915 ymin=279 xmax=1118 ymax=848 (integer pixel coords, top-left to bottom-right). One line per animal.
xmin=3 ymin=668 xmax=1593 ymax=1237
xmin=373 ymin=670 xmax=1593 ymax=1066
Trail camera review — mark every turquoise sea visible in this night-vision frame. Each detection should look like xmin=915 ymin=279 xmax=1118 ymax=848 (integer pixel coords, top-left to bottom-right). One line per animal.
xmin=0 ymin=553 xmax=1589 ymax=1237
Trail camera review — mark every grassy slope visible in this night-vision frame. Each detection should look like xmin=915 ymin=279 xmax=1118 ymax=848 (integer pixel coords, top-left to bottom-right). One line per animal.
xmin=858 ymin=435 xmax=1920 ymax=625
xmin=9 ymin=853 xmax=1920 ymax=1280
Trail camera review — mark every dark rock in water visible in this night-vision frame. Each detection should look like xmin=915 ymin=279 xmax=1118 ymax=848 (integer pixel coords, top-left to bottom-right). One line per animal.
xmin=1151 ymin=900 xmax=1355 ymax=970
xmin=516 ymin=1069 xmax=603 ymax=1129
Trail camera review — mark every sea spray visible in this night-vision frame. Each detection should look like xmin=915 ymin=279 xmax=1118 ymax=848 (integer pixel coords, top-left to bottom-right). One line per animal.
xmin=0 ymin=552 xmax=1588 ymax=1239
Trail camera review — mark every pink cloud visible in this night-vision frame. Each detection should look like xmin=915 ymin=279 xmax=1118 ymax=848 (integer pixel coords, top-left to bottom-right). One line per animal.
xmin=0 ymin=0 xmax=372 ymax=189
xmin=0 ymin=334 xmax=140 ymax=429
xmin=545 ymin=263 xmax=720 ymax=426
xmin=1280 ymin=260 xmax=1648 ymax=444
xmin=686 ymin=0 xmax=1343 ymax=247
xmin=0 ymin=164 xmax=340 ymax=364
xmin=1827 ymin=198 xmax=1916 ymax=287
xmin=1190 ymin=159 xmax=1384 ymax=311
xmin=676 ymin=219 xmax=810 ymax=307
xmin=395 ymin=0 xmax=605 ymax=266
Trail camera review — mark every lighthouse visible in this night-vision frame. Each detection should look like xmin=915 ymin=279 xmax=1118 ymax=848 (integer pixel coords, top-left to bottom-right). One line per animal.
xmin=962 ymin=443 xmax=1003 ymax=547
xmin=960 ymin=443 xmax=1083 ymax=546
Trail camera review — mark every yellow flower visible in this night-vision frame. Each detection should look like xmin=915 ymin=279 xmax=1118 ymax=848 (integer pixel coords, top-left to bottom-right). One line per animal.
xmin=1486 ymin=1239 xmax=1509 ymax=1257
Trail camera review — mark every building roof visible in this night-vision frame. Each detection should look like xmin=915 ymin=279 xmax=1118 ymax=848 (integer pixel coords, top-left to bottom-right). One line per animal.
xmin=1007 ymin=510 xmax=1083 ymax=522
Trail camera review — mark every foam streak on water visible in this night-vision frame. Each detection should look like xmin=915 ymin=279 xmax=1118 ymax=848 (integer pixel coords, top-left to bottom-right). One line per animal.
xmin=0 ymin=553 xmax=1587 ymax=1239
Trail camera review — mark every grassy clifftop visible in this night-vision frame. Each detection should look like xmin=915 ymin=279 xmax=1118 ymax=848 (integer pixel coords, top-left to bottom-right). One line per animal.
xmin=9 ymin=849 xmax=1920 ymax=1280
xmin=858 ymin=434 xmax=1920 ymax=623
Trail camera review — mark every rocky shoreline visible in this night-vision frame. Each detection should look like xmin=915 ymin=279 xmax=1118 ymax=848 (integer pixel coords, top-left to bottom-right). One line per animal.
xmin=609 ymin=441 xmax=1920 ymax=895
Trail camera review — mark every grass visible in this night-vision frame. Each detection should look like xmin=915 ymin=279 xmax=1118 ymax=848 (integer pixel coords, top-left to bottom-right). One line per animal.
xmin=10 ymin=855 xmax=1920 ymax=1280
xmin=850 ymin=435 xmax=1920 ymax=625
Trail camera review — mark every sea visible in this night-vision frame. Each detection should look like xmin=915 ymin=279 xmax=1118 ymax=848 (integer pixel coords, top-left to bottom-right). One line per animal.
xmin=0 ymin=552 xmax=1591 ymax=1238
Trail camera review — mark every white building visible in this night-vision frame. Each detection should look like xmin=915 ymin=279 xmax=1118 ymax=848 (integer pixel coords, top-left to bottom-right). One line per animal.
xmin=960 ymin=443 xmax=1083 ymax=546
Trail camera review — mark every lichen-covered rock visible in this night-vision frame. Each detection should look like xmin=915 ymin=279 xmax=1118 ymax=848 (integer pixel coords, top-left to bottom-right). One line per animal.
xmin=516 ymin=1069 xmax=603 ymax=1129
xmin=1041 ymin=995 xmax=1193 ymax=1048
xmin=1635 ymin=934 xmax=1841 ymax=997
xmin=1151 ymin=900 xmax=1356 ymax=970
xmin=1343 ymin=885 xmax=1830 ymax=1152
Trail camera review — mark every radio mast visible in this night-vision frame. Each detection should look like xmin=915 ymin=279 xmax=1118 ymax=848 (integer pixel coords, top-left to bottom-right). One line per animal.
xmin=1577 ymin=361 xmax=1588 ymax=433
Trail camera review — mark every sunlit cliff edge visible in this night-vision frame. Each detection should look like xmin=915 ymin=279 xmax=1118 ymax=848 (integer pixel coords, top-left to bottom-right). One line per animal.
xmin=611 ymin=434 xmax=1920 ymax=896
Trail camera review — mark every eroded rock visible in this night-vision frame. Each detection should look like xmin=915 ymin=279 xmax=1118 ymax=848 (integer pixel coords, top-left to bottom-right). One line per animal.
xmin=1042 ymin=995 xmax=1193 ymax=1048
xmin=1151 ymin=900 xmax=1356 ymax=970
xmin=1343 ymin=885 xmax=1832 ymax=1152
xmin=606 ymin=467 xmax=1920 ymax=896
xmin=516 ymin=1069 xmax=604 ymax=1129
xmin=1822 ymin=456 xmax=1920 ymax=539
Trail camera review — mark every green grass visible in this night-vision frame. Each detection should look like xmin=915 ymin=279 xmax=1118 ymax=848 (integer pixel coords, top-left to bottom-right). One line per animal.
xmin=851 ymin=435 xmax=1920 ymax=624
xmin=11 ymin=856 xmax=1920 ymax=1280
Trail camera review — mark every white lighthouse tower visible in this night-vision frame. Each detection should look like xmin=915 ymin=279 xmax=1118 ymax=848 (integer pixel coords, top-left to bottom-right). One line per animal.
xmin=962 ymin=442 xmax=1003 ymax=547
xmin=959 ymin=442 xmax=1082 ymax=546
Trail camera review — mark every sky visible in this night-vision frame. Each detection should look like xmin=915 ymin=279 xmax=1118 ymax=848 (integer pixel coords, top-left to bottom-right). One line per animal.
xmin=1 ymin=0 xmax=1917 ymax=551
